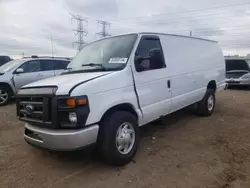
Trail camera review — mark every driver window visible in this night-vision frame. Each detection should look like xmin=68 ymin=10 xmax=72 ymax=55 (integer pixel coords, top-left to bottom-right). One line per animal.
xmin=135 ymin=37 xmax=165 ymax=71
xmin=19 ymin=60 xmax=41 ymax=73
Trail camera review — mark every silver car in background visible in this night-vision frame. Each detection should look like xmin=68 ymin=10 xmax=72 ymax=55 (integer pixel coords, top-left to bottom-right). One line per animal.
xmin=0 ymin=56 xmax=70 ymax=105
xmin=225 ymin=58 xmax=250 ymax=88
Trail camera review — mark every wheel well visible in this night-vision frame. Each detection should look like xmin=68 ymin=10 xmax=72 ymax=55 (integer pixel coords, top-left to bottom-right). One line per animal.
xmin=207 ymin=80 xmax=216 ymax=93
xmin=100 ymin=103 xmax=138 ymax=123
xmin=0 ymin=82 xmax=13 ymax=95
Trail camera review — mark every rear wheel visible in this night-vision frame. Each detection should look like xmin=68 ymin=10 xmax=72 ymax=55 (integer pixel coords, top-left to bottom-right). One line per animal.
xmin=196 ymin=89 xmax=215 ymax=116
xmin=0 ymin=86 xmax=11 ymax=106
xmin=98 ymin=111 xmax=139 ymax=166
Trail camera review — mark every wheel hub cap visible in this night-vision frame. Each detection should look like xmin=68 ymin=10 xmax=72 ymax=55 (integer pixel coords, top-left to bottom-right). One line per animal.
xmin=207 ymin=95 xmax=214 ymax=111
xmin=116 ymin=122 xmax=135 ymax=155
xmin=0 ymin=89 xmax=8 ymax=104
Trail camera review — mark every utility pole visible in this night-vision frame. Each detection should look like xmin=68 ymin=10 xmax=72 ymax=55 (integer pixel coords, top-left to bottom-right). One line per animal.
xmin=190 ymin=30 xmax=192 ymax=36
xmin=50 ymin=35 xmax=54 ymax=57
xmin=70 ymin=13 xmax=88 ymax=51
xmin=96 ymin=20 xmax=111 ymax=39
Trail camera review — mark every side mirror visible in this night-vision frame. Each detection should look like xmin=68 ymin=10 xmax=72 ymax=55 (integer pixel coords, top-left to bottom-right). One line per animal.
xmin=134 ymin=48 xmax=164 ymax=72
xmin=134 ymin=56 xmax=147 ymax=72
xmin=15 ymin=68 xmax=24 ymax=74
xmin=148 ymin=48 xmax=165 ymax=69
xmin=149 ymin=48 xmax=162 ymax=62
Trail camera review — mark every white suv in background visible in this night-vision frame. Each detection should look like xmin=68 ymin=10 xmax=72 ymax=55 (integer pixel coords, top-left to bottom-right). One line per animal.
xmin=0 ymin=56 xmax=70 ymax=105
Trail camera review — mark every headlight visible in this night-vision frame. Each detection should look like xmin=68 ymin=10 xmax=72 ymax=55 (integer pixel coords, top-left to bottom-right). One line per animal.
xmin=58 ymin=96 xmax=89 ymax=129
xmin=69 ymin=112 xmax=77 ymax=123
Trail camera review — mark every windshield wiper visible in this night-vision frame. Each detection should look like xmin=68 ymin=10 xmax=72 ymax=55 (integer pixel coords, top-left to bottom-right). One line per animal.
xmin=82 ymin=63 xmax=106 ymax=70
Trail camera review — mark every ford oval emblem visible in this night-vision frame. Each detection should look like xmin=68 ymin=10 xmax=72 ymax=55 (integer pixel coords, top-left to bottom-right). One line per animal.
xmin=26 ymin=104 xmax=34 ymax=114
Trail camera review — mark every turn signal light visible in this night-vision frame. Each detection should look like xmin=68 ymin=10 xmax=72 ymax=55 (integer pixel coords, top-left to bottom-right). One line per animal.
xmin=66 ymin=97 xmax=87 ymax=107
xmin=66 ymin=98 xmax=76 ymax=107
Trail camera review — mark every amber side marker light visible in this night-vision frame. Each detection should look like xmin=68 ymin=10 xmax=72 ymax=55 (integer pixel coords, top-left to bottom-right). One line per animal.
xmin=77 ymin=98 xmax=87 ymax=105
xmin=66 ymin=98 xmax=87 ymax=107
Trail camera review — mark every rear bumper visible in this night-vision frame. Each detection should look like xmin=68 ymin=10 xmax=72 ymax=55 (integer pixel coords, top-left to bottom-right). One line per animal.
xmin=24 ymin=123 xmax=99 ymax=151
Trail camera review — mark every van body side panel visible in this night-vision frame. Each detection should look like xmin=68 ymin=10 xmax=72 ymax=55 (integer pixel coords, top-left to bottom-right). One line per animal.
xmin=159 ymin=35 xmax=225 ymax=113
xmin=70 ymin=68 xmax=142 ymax=125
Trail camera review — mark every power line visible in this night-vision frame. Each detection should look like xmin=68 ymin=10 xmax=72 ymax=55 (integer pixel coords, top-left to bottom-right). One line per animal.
xmin=164 ymin=27 xmax=248 ymax=35
xmin=70 ymin=13 xmax=88 ymax=51
xmin=108 ymin=1 xmax=250 ymax=22
xmin=96 ymin=20 xmax=111 ymax=39
xmin=111 ymin=12 xmax=250 ymax=28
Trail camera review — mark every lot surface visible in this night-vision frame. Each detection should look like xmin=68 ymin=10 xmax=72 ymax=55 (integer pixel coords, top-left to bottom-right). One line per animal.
xmin=1 ymin=90 xmax=250 ymax=188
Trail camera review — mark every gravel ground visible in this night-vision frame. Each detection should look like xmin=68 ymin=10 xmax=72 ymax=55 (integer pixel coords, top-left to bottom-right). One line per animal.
xmin=1 ymin=89 xmax=250 ymax=188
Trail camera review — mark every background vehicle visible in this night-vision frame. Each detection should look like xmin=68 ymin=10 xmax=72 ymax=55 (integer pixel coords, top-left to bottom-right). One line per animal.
xmin=0 ymin=56 xmax=12 ymax=66
xmin=225 ymin=57 xmax=250 ymax=87
xmin=16 ymin=33 xmax=225 ymax=165
xmin=0 ymin=56 xmax=70 ymax=105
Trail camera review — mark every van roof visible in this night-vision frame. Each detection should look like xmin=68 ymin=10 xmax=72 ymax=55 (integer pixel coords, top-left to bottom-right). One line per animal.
xmin=225 ymin=57 xmax=249 ymax=60
xmin=107 ymin=32 xmax=217 ymax=43
xmin=138 ymin=32 xmax=218 ymax=43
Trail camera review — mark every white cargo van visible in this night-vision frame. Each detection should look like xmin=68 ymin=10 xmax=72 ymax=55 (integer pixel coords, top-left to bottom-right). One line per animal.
xmin=16 ymin=33 xmax=226 ymax=165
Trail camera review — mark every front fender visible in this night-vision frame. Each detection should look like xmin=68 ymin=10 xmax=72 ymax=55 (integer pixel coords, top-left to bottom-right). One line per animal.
xmin=85 ymin=86 xmax=141 ymax=125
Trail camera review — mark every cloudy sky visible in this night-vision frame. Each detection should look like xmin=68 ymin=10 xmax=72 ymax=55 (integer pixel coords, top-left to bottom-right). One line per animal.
xmin=1 ymin=0 xmax=250 ymax=58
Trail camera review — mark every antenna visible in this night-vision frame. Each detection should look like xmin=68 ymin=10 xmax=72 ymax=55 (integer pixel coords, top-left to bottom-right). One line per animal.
xmin=70 ymin=13 xmax=88 ymax=51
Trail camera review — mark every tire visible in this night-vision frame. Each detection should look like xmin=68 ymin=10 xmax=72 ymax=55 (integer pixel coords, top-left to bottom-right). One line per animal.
xmin=196 ymin=89 xmax=215 ymax=117
xmin=98 ymin=111 xmax=139 ymax=166
xmin=0 ymin=86 xmax=12 ymax=106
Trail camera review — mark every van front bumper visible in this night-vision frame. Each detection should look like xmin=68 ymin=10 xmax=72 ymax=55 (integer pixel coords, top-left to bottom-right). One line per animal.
xmin=24 ymin=123 xmax=99 ymax=151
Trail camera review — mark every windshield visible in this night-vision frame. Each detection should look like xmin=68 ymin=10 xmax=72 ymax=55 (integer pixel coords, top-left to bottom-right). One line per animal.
xmin=225 ymin=60 xmax=250 ymax=72
xmin=67 ymin=34 xmax=138 ymax=71
xmin=247 ymin=60 xmax=250 ymax=68
xmin=0 ymin=60 xmax=22 ymax=73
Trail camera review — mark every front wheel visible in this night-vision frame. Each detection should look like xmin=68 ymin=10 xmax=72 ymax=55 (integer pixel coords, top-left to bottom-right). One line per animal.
xmin=196 ymin=89 xmax=215 ymax=116
xmin=98 ymin=111 xmax=139 ymax=166
xmin=0 ymin=86 xmax=11 ymax=106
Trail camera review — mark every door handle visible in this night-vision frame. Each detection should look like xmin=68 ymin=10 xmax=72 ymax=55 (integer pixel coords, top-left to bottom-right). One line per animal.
xmin=37 ymin=74 xmax=43 ymax=77
xmin=167 ymin=80 xmax=171 ymax=88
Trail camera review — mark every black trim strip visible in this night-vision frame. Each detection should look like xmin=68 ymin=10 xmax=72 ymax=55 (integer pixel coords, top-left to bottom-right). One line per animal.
xmin=84 ymin=122 xmax=99 ymax=128
xmin=68 ymin=73 xmax=112 ymax=95
xmin=130 ymin=66 xmax=143 ymax=117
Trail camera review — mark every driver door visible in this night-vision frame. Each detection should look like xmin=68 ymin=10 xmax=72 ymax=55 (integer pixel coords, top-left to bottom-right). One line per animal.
xmin=13 ymin=60 xmax=41 ymax=91
xmin=133 ymin=35 xmax=172 ymax=125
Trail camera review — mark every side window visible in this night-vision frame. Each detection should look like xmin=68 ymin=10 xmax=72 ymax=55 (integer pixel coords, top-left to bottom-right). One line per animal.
xmin=135 ymin=36 xmax=165 ymax=72
xmin=0 ymin=56 xmax=10 ymax=65
xmin=54 ymin=60 xmax=70 ymax=70
xmin=40 ymin=60 xmax=55 ymax=71
xmin=20 ymin=60 xmax=41 ymax=73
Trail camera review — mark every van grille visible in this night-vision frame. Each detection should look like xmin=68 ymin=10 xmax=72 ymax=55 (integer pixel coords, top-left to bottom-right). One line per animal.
xmin=17 ymin=96 xmax=53 ymax=128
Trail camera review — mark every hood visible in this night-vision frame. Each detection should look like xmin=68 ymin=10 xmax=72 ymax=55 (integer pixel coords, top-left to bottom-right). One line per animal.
xmin=23 ymin=72 xmax=112 ymax=95
xmin=226 ymin=70 xmax=249 ymax=79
